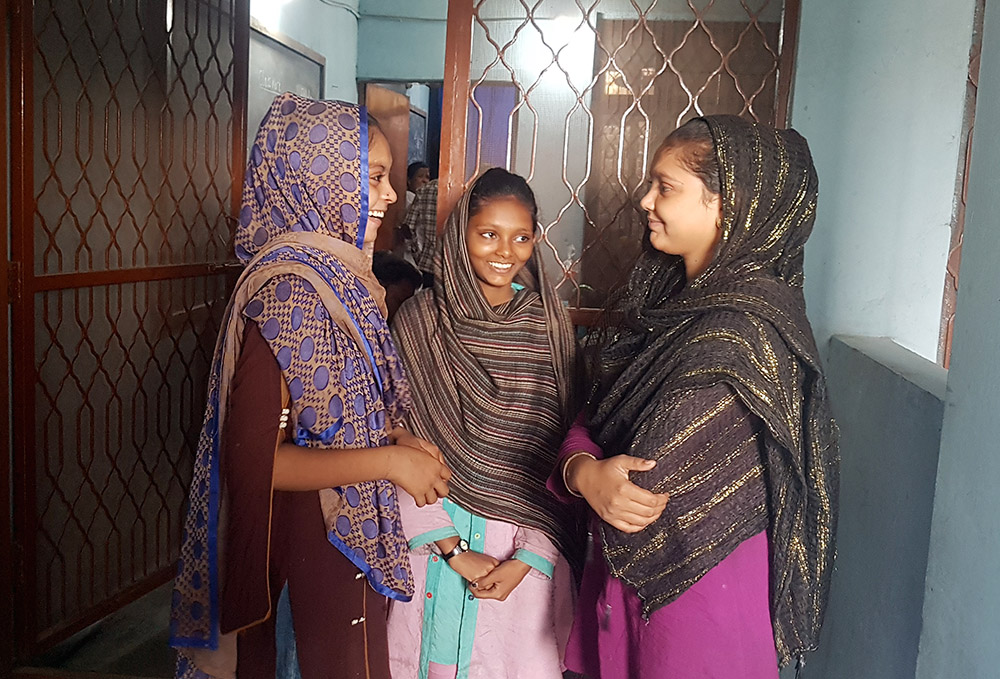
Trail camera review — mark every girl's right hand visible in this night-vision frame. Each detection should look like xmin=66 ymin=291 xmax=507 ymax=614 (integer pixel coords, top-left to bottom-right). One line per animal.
xmin=447 ymin=550 xmax=500 ymax=583
xmin=390 ymin=445 xmax=451 ymax=507
xmin=566 ymin=455 xmax=669 ymax=533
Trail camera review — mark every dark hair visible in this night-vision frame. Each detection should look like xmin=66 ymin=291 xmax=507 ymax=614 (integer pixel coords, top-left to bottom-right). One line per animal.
xmin=468 ymin=167 xmax=539 ymax=226
xmin=657 ymin=118 xmax=721 ymax=198
xmin=366 ymin=112 xmax=383 ymax=149
xmin=372 ymin=250 xmax=423 ymax=289
xmin=407 ymin=161 xmax=429 ymax=181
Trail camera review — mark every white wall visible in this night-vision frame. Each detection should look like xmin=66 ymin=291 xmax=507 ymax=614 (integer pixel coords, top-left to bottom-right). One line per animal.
xmin=791 ymin=0 xmax=976 ymax=361
xmin=251 ymin=0 xmax=360 ymax=103
xmin=406 ymin=83 xmax=431 ymax=113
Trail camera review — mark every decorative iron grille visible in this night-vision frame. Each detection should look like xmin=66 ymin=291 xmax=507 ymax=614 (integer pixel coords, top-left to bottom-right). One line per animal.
xmin=447 ymin=0 xmax=797 ymax=309
xmin=10 ymin=0 xmax=247 ymax=656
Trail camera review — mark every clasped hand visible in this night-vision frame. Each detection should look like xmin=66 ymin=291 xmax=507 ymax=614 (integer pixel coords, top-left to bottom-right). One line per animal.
xmin=448 ymin=551 xmax=530 ymax=602
xmin=388 ymin=427 xmax=451 ymax=507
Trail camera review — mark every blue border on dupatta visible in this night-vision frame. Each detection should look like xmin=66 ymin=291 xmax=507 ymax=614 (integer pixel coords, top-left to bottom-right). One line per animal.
xmin=169 ymin=357 xmax=224 ymax=650
xmin=356 ymin=107 xmax=370 ymax=250
xmin=325 ymin=530 xmax=413 ymax=602
xmin=207 ymin=398 xmax=221 ymax=648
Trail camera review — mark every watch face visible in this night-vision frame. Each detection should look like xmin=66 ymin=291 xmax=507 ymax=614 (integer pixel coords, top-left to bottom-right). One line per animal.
xmin=458 ymin=539 xmax=470 ymax=551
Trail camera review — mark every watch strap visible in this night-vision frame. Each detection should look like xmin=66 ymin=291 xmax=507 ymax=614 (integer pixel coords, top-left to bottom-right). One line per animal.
xmin=442 ymin=539 xmax=468 ymax=562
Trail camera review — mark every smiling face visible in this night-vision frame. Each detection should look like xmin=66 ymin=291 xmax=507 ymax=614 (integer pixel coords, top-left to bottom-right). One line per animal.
xmin=639 ymin=147 xmax=722 ymax=280
xmin=465 ymin=196 xmax=536 ymax=306
xmin=364 ymin=127 xmax=397 ymax=253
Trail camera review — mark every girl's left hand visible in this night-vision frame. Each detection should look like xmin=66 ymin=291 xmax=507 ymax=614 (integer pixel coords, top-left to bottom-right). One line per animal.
xmin=468 ymin=559 xmax=531 ymax=601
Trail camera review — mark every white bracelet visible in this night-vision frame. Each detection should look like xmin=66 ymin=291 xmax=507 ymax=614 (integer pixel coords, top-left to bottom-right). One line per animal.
xmin=562 ymin=451 xmax=596 ymax=498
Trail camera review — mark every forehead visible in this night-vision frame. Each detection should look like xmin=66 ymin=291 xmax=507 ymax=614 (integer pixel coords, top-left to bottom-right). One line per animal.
xmin=468 ymin=196 xmax=534 ymax=228
xmin=650 ymin=147 xmax=691 ymax=178
xmin=368 ymin=128 xmax=392 ymax=167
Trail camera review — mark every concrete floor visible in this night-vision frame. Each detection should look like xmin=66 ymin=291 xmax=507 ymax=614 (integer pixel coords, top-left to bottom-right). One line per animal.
xmin=28 ymin=582 xmax=174 ymax=678
xmin=22 ymin=584 xmax=594 ymax=679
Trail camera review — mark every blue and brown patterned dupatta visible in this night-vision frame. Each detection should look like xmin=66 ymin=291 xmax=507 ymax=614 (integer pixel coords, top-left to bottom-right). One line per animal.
xmin=170 ymin=94 xmax=413 ymax=672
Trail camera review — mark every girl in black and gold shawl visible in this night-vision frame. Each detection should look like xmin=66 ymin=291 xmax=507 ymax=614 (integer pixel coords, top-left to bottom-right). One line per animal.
xmin=387 ymin=168 xmax=584 ymax=679
xmin=553 ymin=116 xmax=839 ymax=678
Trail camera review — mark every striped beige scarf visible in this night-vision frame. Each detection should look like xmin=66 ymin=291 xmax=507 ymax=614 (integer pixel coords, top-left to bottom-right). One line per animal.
xmin=392 ymin=183 xmax=584 ymax=568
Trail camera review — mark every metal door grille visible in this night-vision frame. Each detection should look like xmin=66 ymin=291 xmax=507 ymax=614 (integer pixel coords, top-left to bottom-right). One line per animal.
xmin=440 ymin=0 xmax=799 ymax=312
xmin=9 ymin=0 xmax=248 ymax=658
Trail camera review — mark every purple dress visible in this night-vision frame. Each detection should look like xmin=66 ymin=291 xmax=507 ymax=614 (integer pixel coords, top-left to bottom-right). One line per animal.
xmin=549 ymin=406 xmax=779 ymax=679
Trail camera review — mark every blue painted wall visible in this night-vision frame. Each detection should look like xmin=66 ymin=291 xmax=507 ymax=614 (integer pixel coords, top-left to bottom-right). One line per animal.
xmin=357 ymin=0 xmax=447 ymax=82
xmin=788 ymin=0 xmax=987 ymax=675
xmin=801 ymin=337 xmax=946 ymax=678
xmin=791 ymin=0 xmax=976 ymax=361
xmin=916 ymin=1 xmax=1000 ymax=675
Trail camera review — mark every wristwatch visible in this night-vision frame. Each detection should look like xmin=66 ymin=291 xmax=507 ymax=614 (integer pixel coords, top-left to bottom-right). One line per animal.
xmin=441 ymin=538 xmax=469 ymax=562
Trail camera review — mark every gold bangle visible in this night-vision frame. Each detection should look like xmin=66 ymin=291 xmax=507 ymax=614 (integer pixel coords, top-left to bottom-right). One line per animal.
xmin=562 ymin=451 xmax=596 ymax=498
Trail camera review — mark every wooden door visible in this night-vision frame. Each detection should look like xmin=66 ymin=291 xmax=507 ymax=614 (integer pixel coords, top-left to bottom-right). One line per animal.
xmin=364 ymin=83 xmax=410 ymax=252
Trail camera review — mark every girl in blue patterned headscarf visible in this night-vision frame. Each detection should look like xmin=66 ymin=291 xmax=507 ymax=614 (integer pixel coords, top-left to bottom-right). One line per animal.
xmin=170 ymin=93 xmax=450 ymax=679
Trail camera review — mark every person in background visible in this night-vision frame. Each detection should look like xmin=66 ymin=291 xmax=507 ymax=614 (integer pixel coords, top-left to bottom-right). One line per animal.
xmin=551 ymin=116 xmax=839 ymax=679
xmin=373 ymin=250 xmax=423 ymax=321
xmin=169 ymin=93 xmax=451 ymax=679
xmin=406 ymin=161 xmax=431 ymax=209
xmin=388 ymin=168 xmax=584 ymax=679
xmin=399 ymin=178 xmax=439 ymax=288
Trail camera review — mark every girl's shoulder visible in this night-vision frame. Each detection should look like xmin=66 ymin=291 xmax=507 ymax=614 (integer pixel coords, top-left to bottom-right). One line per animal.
xmin=244 ymin=272 xmax=319 ymax=321
xmin=392 ymin=287 xmax=435 ymax=329
xmin=245 ymin=272 xmax=366 ymax=350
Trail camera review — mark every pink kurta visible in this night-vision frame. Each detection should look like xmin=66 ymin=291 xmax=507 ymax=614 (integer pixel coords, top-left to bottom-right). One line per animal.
xmin=387 ymin=491 xmax=575 ymax=679
xmin=550 ymin=416 xmax=779 ymax=679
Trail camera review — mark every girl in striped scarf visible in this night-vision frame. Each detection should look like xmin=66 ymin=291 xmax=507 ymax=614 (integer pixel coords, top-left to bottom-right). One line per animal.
xmin=387 ymin=168 xmax=585 ymax=679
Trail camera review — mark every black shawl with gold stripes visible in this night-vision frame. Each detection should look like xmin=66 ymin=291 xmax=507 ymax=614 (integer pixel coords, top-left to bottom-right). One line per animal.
xmin=392 ymin=180 xmax=585 ymax=569
xmin=588 ymin=115 xmax=839 ymax=666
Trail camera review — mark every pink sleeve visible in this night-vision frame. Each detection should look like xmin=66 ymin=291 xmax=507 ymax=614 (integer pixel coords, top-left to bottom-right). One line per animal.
xmin=396 ymin=488 xmax=459 ymax=552
xmin=512 ymin=525 xmax=560 ymax=578
xmin=546 ymin=412 xmax=605 ymax=503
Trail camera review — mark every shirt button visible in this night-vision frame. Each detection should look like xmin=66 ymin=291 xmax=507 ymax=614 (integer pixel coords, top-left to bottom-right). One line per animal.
xmin=467 ymin=594 xmax=475 ymax=601
xmin=474 ymin=533 xmax=481 ymax=539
